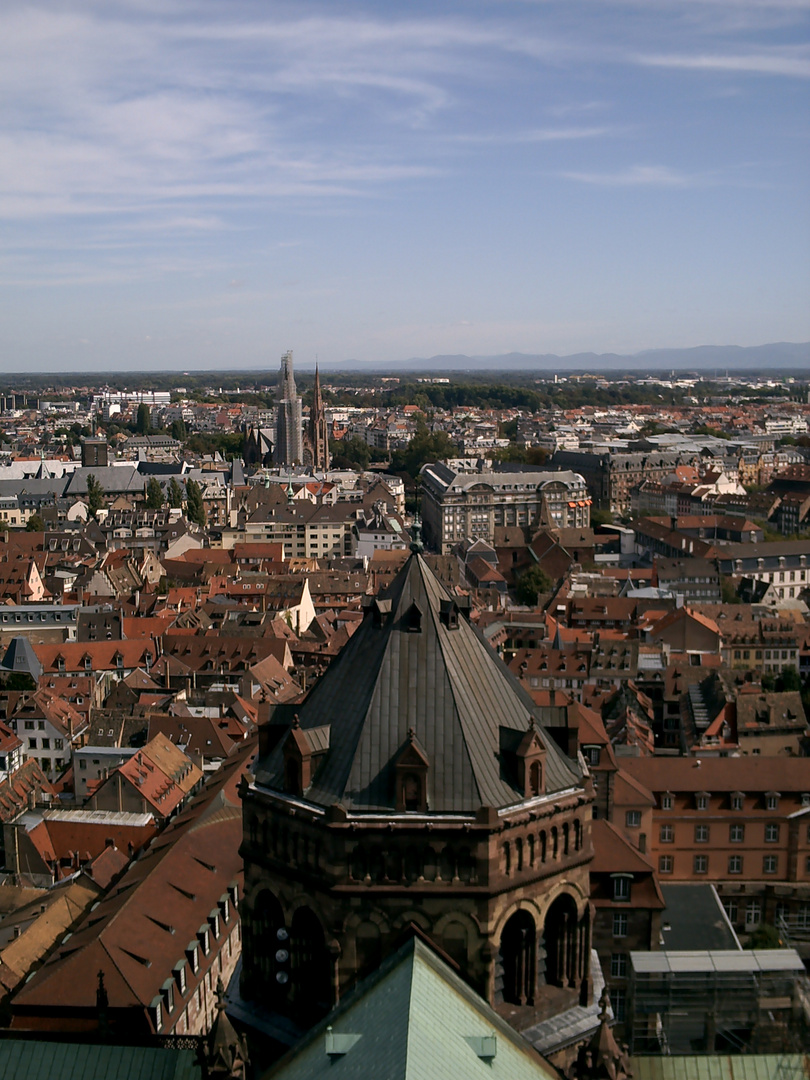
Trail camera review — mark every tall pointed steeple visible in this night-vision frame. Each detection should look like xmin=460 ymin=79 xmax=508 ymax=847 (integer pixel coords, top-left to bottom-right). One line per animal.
xmin=306 ymin=362 xmax=330 ymax=472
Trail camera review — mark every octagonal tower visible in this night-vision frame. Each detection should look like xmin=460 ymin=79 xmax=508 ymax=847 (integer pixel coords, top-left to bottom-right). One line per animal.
xmin=240 ymin=553 xmax=594 ymax=1036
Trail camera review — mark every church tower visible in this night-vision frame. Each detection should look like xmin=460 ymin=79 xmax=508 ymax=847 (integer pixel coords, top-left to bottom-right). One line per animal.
xmin=303 ymin=364 xmax=330 ymax=472
xmin=273 ymin=350 xmax=303 ymax=466
xmin=240 ymin=553 xmax=594 ymax=1040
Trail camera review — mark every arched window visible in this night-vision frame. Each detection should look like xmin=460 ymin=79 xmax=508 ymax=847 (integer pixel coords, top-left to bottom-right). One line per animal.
xmin=285 ymin=756 xmax=302 ymax=797
xmin=544 ymin=894 xmax=579 ymax=990
xmin=539 ymin=830 xmax=547 ymax=863
xmin=530 ymin=760 xmax=542 ymax=795
xmin=250 ymin=890 xmax=285 ymax=1000
xmin=290 ymin=907 xmax=330 ymax=1014
xmin=497 ymin=911 xmax=536 ymax=1006
xmin=402 ymin=773 xmax=420 ymax=811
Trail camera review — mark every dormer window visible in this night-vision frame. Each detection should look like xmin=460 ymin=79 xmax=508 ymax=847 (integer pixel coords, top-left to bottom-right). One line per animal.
xmin=612 ymin=874 xmax=632 ymax=902
xmin=439 ymin=599 xmax=459 ymax=629
xmin=197 ymin=925 xmax=210 ymax=956
xmin=695 ymin=792 xmax=709 ymax=811
xmin=402 ymin=773 xmax=421 ymax=811
xmin=731 ymin=792 xmax=744 ymax=811
xmin=185 ymin=941 xmax=199 ymax=973
xmin=765 ymin=792 xmax=780 ymax=811
xmin=583 ymin=746 xmax=600 ymax=767
xmin=404 ymin=602 xmax=423 ymax=633
xmin=394 ymin=729 xmax=429 ymax=812
xmin=661 ymin=793 xmax=673 ymax=810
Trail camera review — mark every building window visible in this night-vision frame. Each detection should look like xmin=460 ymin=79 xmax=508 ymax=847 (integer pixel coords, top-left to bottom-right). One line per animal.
xmin=28 ymin=739 xmax=37 ymax=750
xmin=731 ymin=793 xmax=744 ymax=811
xmin=766 ymin=794 xmax=779 ymax=811
xmin=765 ymin=823 xmax=779 ymax=843
xmin=625 ymin=811 xmax=641 ymax=828
xmin=728 ymin=855 xmax=743 ymax=874
xmin=659 ymin=855 xmax=673 ymax=874
xmin=613 ymin=913 xmax=628 ymax=938
xmin=695 ymin=794 xmax=709 ymax=810
xmin=660 ymin=824 xmax=673 ymax=843
xmin=723 ymin=899 xmax=738 ymax=924
xmin=612 ymin=990 xmax=626 ymax=1023
xmin=745 ymin=900 xmax=761 ymax=928
xmin=763 ymin=855 xmax=778 ymax=875
xmin=613 ymin=876 xmax=631 ymax=902
xmin=695 ymin=824 xmax=710 ymax=843
xmin=611 ymin=953 xmax=628 ymax=979
xmin=661 ymin=793 xmax=673 ymax=810
xmin=694 ymin=855 xmax=708 ymax=874
xmin=730 ymin=824 xmax=744 ymax=843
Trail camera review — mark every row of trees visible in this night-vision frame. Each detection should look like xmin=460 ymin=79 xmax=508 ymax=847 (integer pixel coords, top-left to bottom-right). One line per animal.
xmin=40 ymin=475 xmax=209 ymax=527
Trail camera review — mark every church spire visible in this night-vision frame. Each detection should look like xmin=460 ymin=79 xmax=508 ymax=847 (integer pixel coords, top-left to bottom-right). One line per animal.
xmin=306 ymin=361 xmax=330 ymax=472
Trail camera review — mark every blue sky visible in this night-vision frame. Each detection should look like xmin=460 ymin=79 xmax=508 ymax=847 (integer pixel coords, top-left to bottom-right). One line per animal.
xmin=1 ymin=0 xmax=808 ymax=372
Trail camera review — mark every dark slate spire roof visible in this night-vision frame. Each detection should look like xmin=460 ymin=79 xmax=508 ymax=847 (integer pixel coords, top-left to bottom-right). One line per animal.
xmin=0 ymin=636 xmax=43 ymax=682
xmin=255 ymin=554 xmax=581 ymax=813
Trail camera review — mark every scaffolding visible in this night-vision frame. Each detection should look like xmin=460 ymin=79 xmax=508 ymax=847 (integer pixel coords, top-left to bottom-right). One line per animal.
xmin=627 ymin=949 xmax=808 ymax=1056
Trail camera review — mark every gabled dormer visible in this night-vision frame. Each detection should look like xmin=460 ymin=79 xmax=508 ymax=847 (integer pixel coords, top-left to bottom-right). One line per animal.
xmin=515 ymin=723 xmax=547 ymax=799
xmin=394 ymin=728 xmax=429 ymax=811
xmin=282 ymin=717 xmax=330 ymax=798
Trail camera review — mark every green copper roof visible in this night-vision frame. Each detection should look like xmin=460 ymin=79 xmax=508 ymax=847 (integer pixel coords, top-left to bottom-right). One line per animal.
xmin=266 ymin=935 xmax=560 ymax=1080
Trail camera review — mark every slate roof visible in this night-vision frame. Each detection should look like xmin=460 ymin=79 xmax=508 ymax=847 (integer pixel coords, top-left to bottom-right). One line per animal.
xmin=0 ymin=1038 xmax=201 ymax=1079
xmin=255 ymin=553 xmax=581 ymax=813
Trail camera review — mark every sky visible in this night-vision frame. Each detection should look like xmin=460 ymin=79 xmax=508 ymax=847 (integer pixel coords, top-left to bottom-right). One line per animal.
xmin=1 ymin=0 xmax=808 ymax=373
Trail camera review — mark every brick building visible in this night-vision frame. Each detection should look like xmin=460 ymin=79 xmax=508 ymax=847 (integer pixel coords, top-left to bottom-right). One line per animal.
xmin=617 ymin=757 xmax=810 ymax=940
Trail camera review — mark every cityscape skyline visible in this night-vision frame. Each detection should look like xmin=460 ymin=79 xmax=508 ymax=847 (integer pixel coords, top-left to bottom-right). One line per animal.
xmin=1 ymin=0 xmax=808 ymax=372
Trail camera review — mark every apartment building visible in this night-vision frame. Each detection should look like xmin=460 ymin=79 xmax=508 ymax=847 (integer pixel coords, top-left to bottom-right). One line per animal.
xmin=618 ymin=757 xmax=810 ymax=940
xmin=420 ymin=462 xmax=590 ymax=554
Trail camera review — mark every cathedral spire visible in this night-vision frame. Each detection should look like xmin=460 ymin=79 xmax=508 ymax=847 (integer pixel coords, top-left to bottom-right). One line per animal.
xmin=306 ymin=360 xmax=330 ymax=472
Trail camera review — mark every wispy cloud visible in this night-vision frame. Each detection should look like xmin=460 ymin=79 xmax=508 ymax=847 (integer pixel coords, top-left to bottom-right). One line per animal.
xmin=561 ymin=164 xmax=700 ymax=186
xmin=636 ymin=48 xmax=810 ymax=77
xmin=453 ymin=125 xmax=622 ymax=144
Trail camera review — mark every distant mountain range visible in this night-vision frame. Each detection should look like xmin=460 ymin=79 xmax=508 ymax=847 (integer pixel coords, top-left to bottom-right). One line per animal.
xmin=312 ymin=342 xmax=810 ymax=374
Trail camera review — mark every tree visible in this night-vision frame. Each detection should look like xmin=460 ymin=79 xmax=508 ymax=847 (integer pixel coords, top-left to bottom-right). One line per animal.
xmin=390 ymin=425 xmax=457 ymax=480
xmin=167 ymin=477 xmax=184 ymax=509
xmin=329 ymin=436 xmax=372 ymax=471
xmin=86 ymin=474 xmax=106 ymax=518
xmin=776 ymin=664 xmax=801 ymax=693
xmin=590 ymin=508 xmax=614 ymax=528
xmin=745 ymin=923 xmax=784 ymax=949
xmin=170 ymin=418 xmax=187 ymax=441
xmin=720 ymin=576 xmax=740 ymax=604
xmin=136 ymin=403 xmax=151 ymax=435
xmin=515 ymin=564 xmax=553 ymax=606
xmin=185 ymin=479 xmax=206 ymax=527
xmin=145 ymin=477 xmax=164 ymax=509
xmin=26 ymin=514 xmax=45 ymax=532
